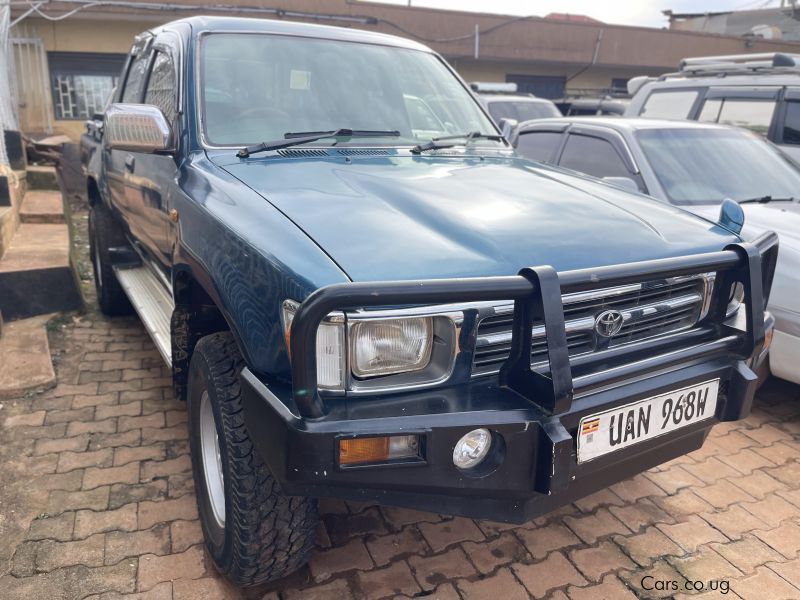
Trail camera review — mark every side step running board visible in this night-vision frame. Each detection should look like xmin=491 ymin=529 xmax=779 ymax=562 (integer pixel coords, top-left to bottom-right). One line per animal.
xmin=114 ymin=265 xmax=175 ymax=367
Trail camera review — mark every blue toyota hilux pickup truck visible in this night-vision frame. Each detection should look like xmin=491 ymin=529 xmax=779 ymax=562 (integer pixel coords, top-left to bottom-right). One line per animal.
xmin=85 ymin=16 xmax=778 ymax=586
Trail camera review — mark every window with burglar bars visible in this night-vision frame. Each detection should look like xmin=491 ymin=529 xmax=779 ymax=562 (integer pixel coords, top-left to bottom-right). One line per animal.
xmin=53 ymin=73 xmax=119 ymax=120
xmin=48 ymin=52 xmax=126 ymax=120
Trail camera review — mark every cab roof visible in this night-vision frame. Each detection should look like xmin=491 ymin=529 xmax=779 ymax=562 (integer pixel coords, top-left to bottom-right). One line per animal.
xmin=156 ymin=15 xmax=432 ymax=53
xmin=519 ymin=116 xmax=741 ymax=134
xmin=481 ymin=95 xmax=555 ymax=103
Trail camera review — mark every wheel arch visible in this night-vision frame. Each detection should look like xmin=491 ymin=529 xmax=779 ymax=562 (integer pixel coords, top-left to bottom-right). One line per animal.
xmin=171 ymin=264 xmax=239 ymax=400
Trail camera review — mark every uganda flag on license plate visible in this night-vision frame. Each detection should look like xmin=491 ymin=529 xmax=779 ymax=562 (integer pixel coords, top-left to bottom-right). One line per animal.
xmin=581 ymin=418 xmax=600 ymax=436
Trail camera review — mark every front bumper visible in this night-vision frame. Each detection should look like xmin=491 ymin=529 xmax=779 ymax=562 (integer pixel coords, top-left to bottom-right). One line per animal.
xmin=241 ymin=233 xmax=779 ymax=523
xmin=241 ymin=348 xmax=757 ymax=523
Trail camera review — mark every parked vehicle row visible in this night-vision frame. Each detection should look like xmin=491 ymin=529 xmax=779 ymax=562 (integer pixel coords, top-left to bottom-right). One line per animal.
xmin=470 ymin=82 xmax=561 ymax=125
xmin=83 ymin=18 xmax=780 ymax=588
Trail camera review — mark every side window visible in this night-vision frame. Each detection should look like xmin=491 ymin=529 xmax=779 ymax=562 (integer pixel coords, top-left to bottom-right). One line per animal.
xmin=698 ymin=98 xmax=775 ymax=136
xmin=559 ymin=135 xmax=630 ymax=179
xmin=516 ymin=131 xmax=563 ymax=163
xmin=121 ymin=52 xmax=149 ymax=103
xmin=783 ymin=102 xmax=800 ymax=145
xmin=639 ymin=90 xmax=698 ymax=119
xmin=145 ymin=51 xmax=177 ymax=124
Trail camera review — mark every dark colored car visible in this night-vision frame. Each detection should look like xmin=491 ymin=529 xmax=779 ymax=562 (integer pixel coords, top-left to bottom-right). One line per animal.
xmin=555 ymin=96 xmax=629 ymax=116
xmin=85 ymin=16 xmax=777 ymax=587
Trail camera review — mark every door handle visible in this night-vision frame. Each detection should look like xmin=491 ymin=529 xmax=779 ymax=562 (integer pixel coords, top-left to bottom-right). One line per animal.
xmin=124 ymin=154 xmax=135 ymax=172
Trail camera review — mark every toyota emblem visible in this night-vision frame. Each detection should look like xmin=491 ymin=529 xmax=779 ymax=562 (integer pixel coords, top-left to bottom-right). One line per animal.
xmin=594 ymin=309 xmax=624 ymax=337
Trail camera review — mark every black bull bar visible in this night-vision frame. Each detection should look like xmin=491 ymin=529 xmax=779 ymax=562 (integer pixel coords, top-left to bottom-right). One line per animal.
xmin=289 ymin=232 xmax=779 ymax=422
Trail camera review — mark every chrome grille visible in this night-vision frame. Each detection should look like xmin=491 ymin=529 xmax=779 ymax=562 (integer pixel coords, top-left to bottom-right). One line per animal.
xmin=472 ymin=276 xmax=712 ymax=377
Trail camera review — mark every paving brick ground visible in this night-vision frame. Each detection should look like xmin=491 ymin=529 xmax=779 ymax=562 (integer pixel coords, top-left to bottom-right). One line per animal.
xmin=1 ymin=312 xmax=799 ymax=599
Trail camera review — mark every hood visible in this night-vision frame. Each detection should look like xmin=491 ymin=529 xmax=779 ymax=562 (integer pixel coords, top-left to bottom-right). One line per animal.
xmin=213 ymin=152 xmax=740 ymax=282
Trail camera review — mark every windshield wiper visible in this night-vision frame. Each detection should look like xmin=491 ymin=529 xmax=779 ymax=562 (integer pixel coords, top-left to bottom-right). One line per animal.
xmin=738 ymin=195 xmax=796 ymax=204
xmin=410 ymin=131 xmax=505 ymax=154
xmin=237 ymin=129 xmax=401 ymax=158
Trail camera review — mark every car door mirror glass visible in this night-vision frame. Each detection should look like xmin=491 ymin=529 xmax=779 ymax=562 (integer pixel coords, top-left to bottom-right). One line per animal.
xmin=718 ymin=197 xmax=745 ymax=235
xmin=498 ymin=117 xmax=518 ymax=141
xmin=602 ymin=176 xmax=639 ymax=193
xmin=105 ymin=103 xmax=174 ymax=153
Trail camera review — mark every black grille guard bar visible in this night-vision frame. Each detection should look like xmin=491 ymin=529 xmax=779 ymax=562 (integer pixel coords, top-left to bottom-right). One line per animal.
xmin=290 ymin=232 xmax=779 ymax=419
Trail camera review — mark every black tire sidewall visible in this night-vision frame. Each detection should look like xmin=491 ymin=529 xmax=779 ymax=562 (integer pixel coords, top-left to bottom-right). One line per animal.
xmin=88 ymin=202 xmax=131 ymax=315
xmin=88 ymin=205 xmax=104 ymax=301
xmin=187 ymin=346 xmax=231 ymax=560
xmin=186 ymin=336 xmax=319 ymax=586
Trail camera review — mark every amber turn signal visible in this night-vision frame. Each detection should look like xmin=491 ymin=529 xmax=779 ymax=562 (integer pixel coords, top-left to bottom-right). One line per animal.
xmin=339 ymin=435 xmax=420 ymax=466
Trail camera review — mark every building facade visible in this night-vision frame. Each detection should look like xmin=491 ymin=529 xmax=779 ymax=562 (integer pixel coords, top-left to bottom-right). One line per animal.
xmin=666 ymin=5 xmax=800 ymax=41
xmin=10 ymin=0 xmax=800 ymax=140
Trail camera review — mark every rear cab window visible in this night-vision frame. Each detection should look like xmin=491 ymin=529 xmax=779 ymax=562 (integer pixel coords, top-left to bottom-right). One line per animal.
xmin=638 ymin=90 xmax=699 ymax=119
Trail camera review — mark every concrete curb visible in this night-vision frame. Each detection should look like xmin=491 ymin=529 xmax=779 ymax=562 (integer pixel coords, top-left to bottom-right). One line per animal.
xmin=0 ymin=314 xmax=57 ymax=398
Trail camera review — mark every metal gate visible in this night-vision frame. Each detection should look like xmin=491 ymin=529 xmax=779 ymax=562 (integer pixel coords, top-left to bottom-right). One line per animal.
xmin=10 ymin=22 xmax=53 ymax=135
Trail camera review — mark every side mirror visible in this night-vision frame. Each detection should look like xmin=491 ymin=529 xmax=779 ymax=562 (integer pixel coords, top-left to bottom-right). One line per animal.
xmin=718 ymin=197 xmax=745 ymax=235
xmin=104 ymin=103 xmax=174 ymax=153
xmin=602 ymin=176 xmax=639 ymax=193
xmin=498 ymin=117 xmax=518 ymax=141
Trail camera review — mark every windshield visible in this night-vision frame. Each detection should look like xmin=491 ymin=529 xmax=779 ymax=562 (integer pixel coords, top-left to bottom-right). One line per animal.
xmin=487 ymin=99 xmax=561 ymax=123
xmin=201 ymin=33 xmax=497 ymax=146
xmin=637 ymin=128 xmax=800 ymax=205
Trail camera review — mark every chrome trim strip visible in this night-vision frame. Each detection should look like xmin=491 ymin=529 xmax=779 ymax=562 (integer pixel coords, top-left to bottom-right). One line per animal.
xmin=477 ymin=316 xmax=596 ymax=347
xmin=561 ymin=283 xmax=643 ymax=305
xmin=477 ymin=326 xmax=717 ymax=380
xmin=491 ymin=273 xmax=712 ymax=317
xmin=344 ymin=274 xmax=713 ymax=320
xmin=476 ymin=292 xmax=703 ymax=348
xmin=571 ymin=335 xmax=739 ymax=391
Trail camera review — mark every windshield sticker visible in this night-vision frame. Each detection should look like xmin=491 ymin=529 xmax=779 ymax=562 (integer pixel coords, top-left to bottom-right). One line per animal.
xmin=290 ymin=70 xmax=311 ymax=91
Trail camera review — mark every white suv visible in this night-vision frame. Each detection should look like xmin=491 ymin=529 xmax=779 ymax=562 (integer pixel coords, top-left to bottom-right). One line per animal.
xmin=626 ymin=52 xmax=800 ymax=161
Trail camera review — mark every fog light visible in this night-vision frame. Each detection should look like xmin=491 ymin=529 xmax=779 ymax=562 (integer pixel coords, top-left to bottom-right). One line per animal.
xmin=453 ymin=428 xmax=492 ymax=470
xmin=339 ymin=435 xmax=420 ymax=466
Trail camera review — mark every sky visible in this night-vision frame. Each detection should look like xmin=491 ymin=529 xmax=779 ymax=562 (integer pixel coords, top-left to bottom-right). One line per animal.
xmin=370 ymin=0 xmax=784 ymax=28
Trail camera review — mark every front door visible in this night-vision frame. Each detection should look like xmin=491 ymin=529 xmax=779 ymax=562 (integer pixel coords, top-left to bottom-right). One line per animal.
xmin=107 ymin=37 xmax=179 ymax=273
xmin=131 ymin=44 xmax=180 ymax=269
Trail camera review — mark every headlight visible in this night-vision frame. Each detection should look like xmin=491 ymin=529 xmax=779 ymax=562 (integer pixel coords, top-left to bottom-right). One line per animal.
xmin=282 ymin=301 xmax=345 ymax=390
xmin=726 ymin=282 xmax=745 ymax=318
xmin=350 ymin=317 xmax=433 ymax=378
xmin=284 ymin=299 xmax=458 ymax=392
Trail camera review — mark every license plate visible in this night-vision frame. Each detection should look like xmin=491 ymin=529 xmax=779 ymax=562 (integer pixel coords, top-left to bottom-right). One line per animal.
xmin=577 ymin=379 xmax=719 ymax=464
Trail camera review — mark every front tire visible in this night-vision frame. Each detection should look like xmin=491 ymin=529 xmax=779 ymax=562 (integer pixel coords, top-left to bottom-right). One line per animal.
xmin=187 ymin=332 xmax=319 ymax=586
